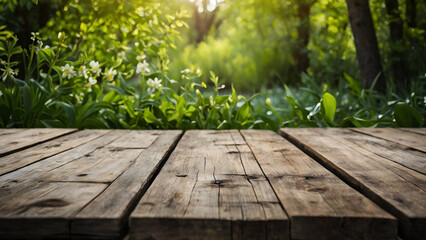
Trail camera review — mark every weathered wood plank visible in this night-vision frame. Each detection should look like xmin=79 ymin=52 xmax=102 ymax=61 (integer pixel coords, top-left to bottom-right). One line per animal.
xmin=0 ymin=130 xmax=126 ymax=239
xmin=326 ymin=128 xmax=425 ymax=174
xmin=0 ymin=128 xmax=26 ymax=135
xmin=0 ymin=182 xmax=107 ymax=239
xmin=280 ymin=128 xmax=426 ymax=239
xmin=242 ymin=130 xmax=397 ymax=240
xmin=351 ymin=128 xmax=426 ymax=152
xmin=400 ymin=128 xmax=426 ymax=135
xmin=0 ymin=130 xmax=124 ymax=189
xmin=0 ymin=130 xmax=110 ymax=176
xmin=0 ymin=130 xmax=182 ymax=239
xmin=0 ymin=128 xmax=76 ymax=157
xmin=71 ymin=130 xmax=182 ymax=239
xmin=130 ymin=130 xmax=289 ymax=240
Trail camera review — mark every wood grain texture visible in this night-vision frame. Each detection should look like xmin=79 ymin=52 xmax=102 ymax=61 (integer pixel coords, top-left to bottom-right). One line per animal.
xmin=0 ymin=130 xmax=182 ymax=239
xmin=326 ymin=128 xmax=425 ymax=175
xmin=351 ymin=128 xmax=426 ymax=152
xmin=130 ymin=130 xmax=289 ymax=240
xmin=280 ymin=128 xmax=426 ymax=240
xmin=0 ymin=130 xmax=110 ymax=176
xmin=71 ymin=130 xmax=182 ymax=239
xmin=0 ymin=128 xmax=76 ymax=157
xmin=242 ymin=130 xmax=397 ymax=240
xmin=400 ymin=128 xmax=426 ymax=135
xmin=0 ymin=128 xmax=26 ymax=135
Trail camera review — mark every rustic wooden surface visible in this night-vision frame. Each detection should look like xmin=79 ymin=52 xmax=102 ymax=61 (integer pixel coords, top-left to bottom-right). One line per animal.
xmin=280 ymin=128 xmax=426 ymax=240
xmin=0 ymin=129 xmax=182 ymax=239
xmin=242 ymin=130 xmax=397 ymax=239
xmin=129 ymin=130 xmax=289 ymax=240
xmin=1 ymin=128 xmax=424 ymax=239
xmin=351 ymin=128 xmax=426 ymax=152
xmin=0 ymin=128 xmax=76 ymax=157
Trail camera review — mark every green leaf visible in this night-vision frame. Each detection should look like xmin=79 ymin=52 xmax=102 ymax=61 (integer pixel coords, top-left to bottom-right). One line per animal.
xmin=286 ymin=96 xmax=297 ymax=108
xmin=30 ymin=79 xmax=50 ymax=95
xmin=40 ymin=119 xmax=64 ymax=128
xmin=338 ymin=116 xmax=375 ymax=128
xmin=22 ymin=85 xmax=32 ymax=118
xmin=56 ymin=101 xmax=76 ymax=127
xmin=320 ymin=92 xmax=336 ymax=127
xmin=108 ymin=84 xmax=126 ymax=97
xmin=394 ymin=103 xmax=424 ymax=127
xmin=236 ymin=102 xmax=250 ymax=122
xmin=344 ymin=73 xmax=362 ymax=96
xmin=144 ymin=107 xmax=158 ymax=123
xmin=214 ymin=95 xmax=229 ymax=105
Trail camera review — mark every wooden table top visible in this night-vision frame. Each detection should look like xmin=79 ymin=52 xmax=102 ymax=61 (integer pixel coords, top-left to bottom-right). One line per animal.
xmin=0 ymin=128 xmax=424 ymax=239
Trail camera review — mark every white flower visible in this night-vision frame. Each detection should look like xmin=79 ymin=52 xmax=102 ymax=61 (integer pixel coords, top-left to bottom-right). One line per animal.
xmin=196 ymin=68 xmax=201 ymax=76
xmin=147 ymin=77 xmax=162 ymax=92
xmin=89 ymin=60 xmax=102 ymax=77
xmin=60 ymin=64 xmax=75 ymax=79
xmin=118 ymin=51 xmax=127 ymax=61
xmin=0 ymin=90 xmax=3 ymax=97
xmin=88 ymin=77 xmax=97 ymax=85
xmin=136 ymin=60 xmax=150 ymax=74
xmin=78 ymin=65 xmax=88 ymax=79
xmin=136 ymin=54 xmax=146 ymax=62
xmin=36 ymin=39 xmax=43 ymax=49
xmin=105 ymin=67 xmax=117 ymax=82
xmin=181 ymin=68 xmax=191 ymax=74
xmin=1 ymin=67 xmax=18 ymax=81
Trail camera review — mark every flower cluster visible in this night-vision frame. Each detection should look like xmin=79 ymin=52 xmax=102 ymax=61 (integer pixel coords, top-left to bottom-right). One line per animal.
xmin=59 ymin=60 xmax=117 ymax=86
xmin=181 ymin=66 xmax=201 ymax=80
xmin=147 ymin=77 xmax=162 ymax=92
xmin=105 ymin=67 xmax=117 ymax=82
xmin=61 ymin=64 xmax=75 ymax=79
xmin=1 ymin=66 xmax=18 ymax=81
xmin=136 ymin=60 xmax=150 ymax=75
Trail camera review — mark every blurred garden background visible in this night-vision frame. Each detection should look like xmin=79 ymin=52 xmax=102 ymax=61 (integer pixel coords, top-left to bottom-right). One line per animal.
xmin=0 ymin=0 xmax=425 ymax=130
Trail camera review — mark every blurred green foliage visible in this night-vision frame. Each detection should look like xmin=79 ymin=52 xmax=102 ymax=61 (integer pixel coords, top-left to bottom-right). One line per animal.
xmin=168 ymin=0 xmax=426 ymax=91
xmin=0 ymin=0 xmax=425 ymax=130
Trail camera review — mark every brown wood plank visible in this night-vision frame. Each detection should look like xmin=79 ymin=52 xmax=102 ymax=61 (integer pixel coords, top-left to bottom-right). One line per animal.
xmin=0 ymin=130 xmax=182 ymax=239
xmin=242 ymin=130 xmax=397 ymax=240
xmin=0 ymin=182 xmax=106 ymax=239
xmin=0 ymin=130 xmax=126 ymax=239
xmin=327 ymin=128 xmax=425 ymax=175
xmin=71 ymin=130 xmax=182 ymax=239
xmin=400 ymin=128 xmax=426 ymax=135
xmin=351 ymin=128 xmax=426 ymax=152
xmin=280 ymin=128 xmax=426 ymax=239
xmin=0 ymin=128 xmax=76 ymax=156
xmin=0 ymin=128 xmax=26 ymax=135
xmin=130 ymin=130 xmax=289 ymax=240
xmin=0 ymin=130 xmax=110 ymax=176
xmin=0 ymin=130 xmax=124 ymax=188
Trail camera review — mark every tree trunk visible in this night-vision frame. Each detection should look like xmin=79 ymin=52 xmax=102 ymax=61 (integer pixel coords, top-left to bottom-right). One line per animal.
xmin=405 ymin=0 xmax=416 ymax=28
xmin=193 ymin=0 xmax=218 ymax=44
xmin=385 ymin=0 xmax=407 ymax=87
xmin=345 ymin=0 xmax=386 ymax=91
xmin=292 ymin=0 xmax=314 ymax=74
